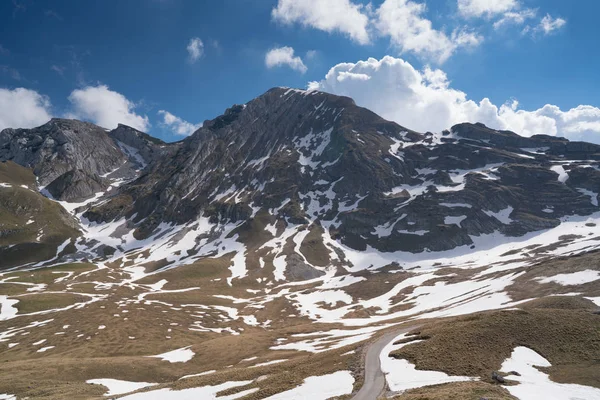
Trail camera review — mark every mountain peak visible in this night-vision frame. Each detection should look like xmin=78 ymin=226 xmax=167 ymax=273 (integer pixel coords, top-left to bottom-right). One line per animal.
xmin=0 ymin=118 xmax=126 ymax=201
xmin=111 ymin=123 xmax=167 ymax=145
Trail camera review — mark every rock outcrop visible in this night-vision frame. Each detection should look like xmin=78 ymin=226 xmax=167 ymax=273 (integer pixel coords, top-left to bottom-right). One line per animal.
xmin=0 ymin=119 xmax=126 ymax=201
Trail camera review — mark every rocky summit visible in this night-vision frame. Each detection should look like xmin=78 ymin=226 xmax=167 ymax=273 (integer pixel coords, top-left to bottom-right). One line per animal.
xmin=0 ymin=88 xmax=599 ymax=400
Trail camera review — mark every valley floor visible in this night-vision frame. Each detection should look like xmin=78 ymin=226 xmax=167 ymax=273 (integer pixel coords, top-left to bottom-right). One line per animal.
xmin=1 ymin=217 xmax=599 ymax=399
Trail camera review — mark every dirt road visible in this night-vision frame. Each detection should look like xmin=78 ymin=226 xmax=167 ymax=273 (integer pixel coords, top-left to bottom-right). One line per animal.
xmin=351 ymin=325 xmax=418 ymax=400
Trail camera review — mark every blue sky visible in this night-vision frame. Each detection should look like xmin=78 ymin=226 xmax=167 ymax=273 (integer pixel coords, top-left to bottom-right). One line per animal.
xmin=0 ymin=0 xmax=599 ymax=142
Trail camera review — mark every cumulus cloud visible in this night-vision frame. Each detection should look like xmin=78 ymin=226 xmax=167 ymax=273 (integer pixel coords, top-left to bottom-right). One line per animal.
xmin=271 ymin=0 xmax=482 ymax=63
xmin=68 ymin=85 xmax=149 ymax=131
xmin=0 ymin=88 xmax=52 ymax=130
xmin=457 ymin=0 xmax=518 ymax=18
xmin=187 ymin=37 xmax=204 ymax=63
xmin=265 ymin=46 xmax=308 ymax=73
xmin=271 ymin=0 xmax=371 ymax=45
xmin=376 ymin=0 xmax=482 ymax=64
xmin=158 ymin=110 xmax=201 ymax=136
xmin=308 ymin=56 xmax=600 ymax=143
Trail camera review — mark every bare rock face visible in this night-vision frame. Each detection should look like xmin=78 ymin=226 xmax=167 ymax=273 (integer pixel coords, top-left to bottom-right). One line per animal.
xmin=0 ymin=118 xmax=126 ymax=201
xmin=84 ymin=87 xmax=419 ymax=232
xmin=109 ymin=123 xmax=178 ymax=168
xmin=84 ymin=87 xmax=600 ymax=254
xmin=285 ymin=253 xmax=326 ymax=281
xmin=44 ymin=169 xmax=105 ymax=202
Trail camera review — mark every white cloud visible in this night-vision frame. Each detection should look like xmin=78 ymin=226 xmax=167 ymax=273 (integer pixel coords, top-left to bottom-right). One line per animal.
xmin=158 ymin=110 xmax=201 ymax=136
xmin=309 ymin=56 xmax=600 ymax=143
xmin=457 ymin=1 xmax=565 ymax=37
xmin=265 ymin=46 xmax=308 ymax=74
xmin=457 ymin=0 xmax=518 ymax=18
xmin=0 ymin=87 xmax=52 ymax=130
xmin=305 ymin=50 xmax=318 ymax=60
xmin=376 ymin=0 xmax=482 ymax=64
xmin=187 ymin=37 xmax=204 ymax=63
xmin=493 ymin=8 xmax=537 ymax=29
xmin=68 ymin=85 xmax=149 ymax=131
xmin=271 ymin=0 xmax=371 ymax=45
xmin=538 ymin=14 xmax=566 ymax=35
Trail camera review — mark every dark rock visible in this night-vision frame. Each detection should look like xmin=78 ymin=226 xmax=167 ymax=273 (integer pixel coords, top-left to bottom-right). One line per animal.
xmin=491 ymin=371 xmax=506 ymax=383
xmin=0 ymin=119 xmax=126 ymax=201
xmin=285 ymin=254 xmax=326 ymax=281
xmin=109 ymin=123 xmax=178 ymax=169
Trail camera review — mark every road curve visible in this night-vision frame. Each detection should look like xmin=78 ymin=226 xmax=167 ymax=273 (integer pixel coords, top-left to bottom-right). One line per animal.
xmin=351 ymin=325 xmax=419 ymax=400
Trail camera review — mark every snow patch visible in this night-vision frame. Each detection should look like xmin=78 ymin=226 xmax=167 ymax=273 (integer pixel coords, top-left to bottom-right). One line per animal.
xmin=147 ymin=346 xmax=194 ymax=363
xmin=500 ymin=346 xmax=600 ymax=400
xmin=550 ymin=165 xmax=569 ymax=183
xmin=381 ymin=334 xmax=476 ymax=392
xmin=263 ymin=371 xmax=354 ymax=400
xmin=444 ymin=215 xmax=467 ymax=226
xmin=0 ymin=296 xmax=19 ymax=321
xmin=536 ymin=270 xmax=600 ymax=286
xmin=119 ymin=380 xmax=255 ymax=399
xmin=483 ymin=206 xmax=513 ymax=224
xmin=87 ymin=379 xmax=158 ymax=397
xmin=577 ymin=188 xmax=599 ymax=206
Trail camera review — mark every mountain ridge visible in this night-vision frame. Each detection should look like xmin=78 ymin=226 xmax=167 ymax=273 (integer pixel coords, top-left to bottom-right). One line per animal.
xmin=1 ymin=87 xmax=600 ymax=270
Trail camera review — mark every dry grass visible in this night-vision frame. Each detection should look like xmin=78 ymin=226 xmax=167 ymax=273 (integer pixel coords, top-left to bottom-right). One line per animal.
xmin=137 ymin=256 xmax=232 ymax=291
xmin=0 ymin=162 xmax=80 ymax=268
xmin=0 ymin=254 xmax=360 ymax=399
xmin=6 ymin=263 xmax=96 ymax=285
xmin=3 ymin=235 xmax=600 ymax=399
xmin=391 ymin=381 xmax=516 ymax=400
xmin=390 ymin=296 xmax=600 ymax=388
xmin=0 ymin=161 xmax=36 ymax=186
xmin=0 ymin=283 xmax=30 ymax=296
xmin=14 ymin=293 xmax=91 ymax=314
xmin=299 ymin=223 xmax=330 ymax=267
xmin=507 ymin=250 xmax=600 ymax=301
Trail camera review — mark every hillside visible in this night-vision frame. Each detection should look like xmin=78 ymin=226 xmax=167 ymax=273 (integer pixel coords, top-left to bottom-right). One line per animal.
xmin=0 ymin=87 xmax=599 ymax=399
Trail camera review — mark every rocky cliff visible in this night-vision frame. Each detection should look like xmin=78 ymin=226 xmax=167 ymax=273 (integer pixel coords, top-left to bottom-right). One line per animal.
xmin=82 ymin=87 xmax=600 ymax=255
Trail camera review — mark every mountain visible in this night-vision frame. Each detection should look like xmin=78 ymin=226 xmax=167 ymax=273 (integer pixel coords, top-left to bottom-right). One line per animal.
xmin=0 ymin=87 xmax=599 ymax=399
xmin=82 ymin=87 xmax=600 ymax=260
xmin=2 ymin=86 xmax=600 ymax=270
xmin=0 ymin=118 xmax=128 ymax=202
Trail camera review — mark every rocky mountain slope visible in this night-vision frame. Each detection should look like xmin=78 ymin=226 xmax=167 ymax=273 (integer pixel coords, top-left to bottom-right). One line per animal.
xmin=0 ymin=119 xmax=127 ymax=202
xmin=74 ymin=87 xmax=600 ymax=270
xmin=1 ymin=86 xmax=599 ymax=283
xmin=0 ymin=87 xmax=599 ymax=399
